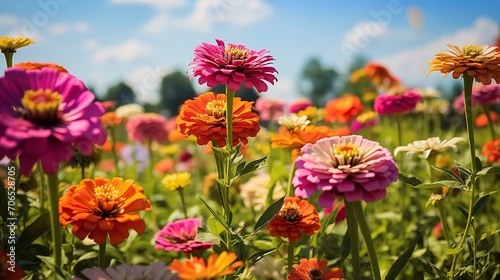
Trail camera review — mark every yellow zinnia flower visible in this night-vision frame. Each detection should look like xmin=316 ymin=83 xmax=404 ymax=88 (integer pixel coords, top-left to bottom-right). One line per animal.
xmin=427 ymin=44 xmax=500 ymax=84
xmin=162 ymin=172 xmax=191 ymax=191
xmin=0 ymin=36 xmax=34 ymax=53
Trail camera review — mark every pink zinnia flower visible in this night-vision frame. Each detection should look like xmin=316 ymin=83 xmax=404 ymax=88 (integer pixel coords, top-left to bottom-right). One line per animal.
xmin=255 ymin=98 xmax=286 ymax=122
xmin=0 ymin=68 xmax=106 ymax=175
xmin=125 ymin=113 xmax=169 ymax=143
xmin=452 ymin=94 xmax=465 ymax=114
xmin=188 ymin=39 xmax=278 ymax=93
xmin=293 ymin=135 xmax=398 ymax=206
xmin=374 ymin=90 xmax=422 ymax=115
xmin=472 ymin=83 xmax=500 ymax=105
xmin=155 ymin=218 xmax=214 ymax=254
xmin=288 ymin=98 xmax=313 ymax=113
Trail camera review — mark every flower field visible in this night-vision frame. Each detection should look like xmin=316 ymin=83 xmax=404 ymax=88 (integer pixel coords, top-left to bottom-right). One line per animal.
xmin=1 ymin=36 xmax=500 ymax=280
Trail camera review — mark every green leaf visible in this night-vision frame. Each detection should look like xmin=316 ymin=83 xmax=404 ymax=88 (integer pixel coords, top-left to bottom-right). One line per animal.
xmin=445 ymin=245 xmax=463 ymax=255
xmin=412 ymin=180 xmax=465 ymax=190
xmin=431 ymin=166 xmax=462 ymax=182
xmin=340 ymin=229 xmax=351 ymax=265
xmin=472 ymin=194 xmax=489 ymax=217
xmin=475 ymin=156 xmax=483 ymax=172
xmin=196 ymin=227 xmax=222 ymax=244
xmin=398 ymin=173 xmax=422 ymax=186
xmin=239 ymin=156 xmax=268 ymax=177
xmin=479 ymin=229 xmax=500 ymax=243
xmin=252 ymin=196 xmax=285 ymax=234
xmin=235 ymin=161 xmax=246 ymax=177
xmin=476 ymin=166 xmax=500 ymax=176
xmin=419 ymin=257 xmax=448 ymax=280
xmin=208 ymin=216 xmax=226 ymax=236
xmin=198 ymin=196 xmax=231 ymax=231
xmin=248 ymin=248 xmax=276 ymax=264
xmin=16 ymin=211 xmax=51 ymax=253
xmin=385 ymin=234 xmax=420 ymax=280
xmin=457 ymin=206 xmax=468 ymax=219
xmin=37 ymin=255 xmax=72 ymax=280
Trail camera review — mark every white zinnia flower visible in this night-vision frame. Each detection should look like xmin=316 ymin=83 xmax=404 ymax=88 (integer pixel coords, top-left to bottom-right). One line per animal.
xmin=115 ymin=103 xmax=144 ymax=118
xmin=394 ymin=137 xmax=465 ymax=159
xmin=239 ymin=170 xmax=285 ymax=212
xmin=277 ymin=113 xmax=310 ymax=130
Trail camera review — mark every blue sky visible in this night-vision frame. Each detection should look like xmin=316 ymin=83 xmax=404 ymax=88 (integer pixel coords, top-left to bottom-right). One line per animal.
xmin=1 ymin=1 xmax=499 ymax=104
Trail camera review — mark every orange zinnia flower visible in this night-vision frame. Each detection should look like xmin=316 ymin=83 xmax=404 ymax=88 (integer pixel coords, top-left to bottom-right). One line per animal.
xmin=482 ymin=138 xmax=500 ymax=164
xmin=100 ymin=112 xmax=125 ymax=128
xmin=324 ymin=95 xmax=364 ymax=123
xmin=271 ymin=125 xmax=350 ymax=161
xmin=170 ymin=251 xmax=243 ymax=280
xmin=59 ymin=177 xmax=151 ymax=245
xmin=475 ymin=111 xmax=498 ymax=127
xmin=14 ymin=62 xmax=68 ymax=74
xmin=427 ymin=44 xmax=500 ymax=84
xmin=177 ymin=92 xmax=260 ymax=147
xmin=266 ymin=197 xmax=321 ymax=243
xmin=350 ymin=62 xmax=400 ymax=89
xmin=287 ymin=258 xmax=343 ymax=280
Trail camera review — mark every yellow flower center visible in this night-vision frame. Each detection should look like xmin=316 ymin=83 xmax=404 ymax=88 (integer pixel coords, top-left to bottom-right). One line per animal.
xmin=206 ymin=100 xmax=226 ymax=119
xmin=225 ymin=45 xmax=249 ymax=63
xmin=279 ymin=202 xmax=302 ymax=222
xmin=21 ymin=89 xmax=62 ymax=125
xmin=461 ymin=44 xmax=483 ymax=58
xmin=356 ymin=111 xmax=378 ymax=124
xmin=331 ymin=144 xmax=361 ymax=167
xmin=95 ymin=184 xmax=120 ymax=202
xmin=94 ymin=184 xmax=124 ymax=218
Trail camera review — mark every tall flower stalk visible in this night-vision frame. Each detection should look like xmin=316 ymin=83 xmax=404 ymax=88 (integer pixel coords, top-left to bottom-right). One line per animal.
xmin=428 ymin=43 xmax=500 ymax=279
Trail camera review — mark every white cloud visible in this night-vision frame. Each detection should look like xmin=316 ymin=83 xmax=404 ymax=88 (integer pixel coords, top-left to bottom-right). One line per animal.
xmin=110 ymin=0 xmax=186 ymax=10
xmin=375 ymin=17 xmax=499 ymax=88
xmin=48 ymin=23 xmax=69 ymax=35
xmin=83 ymin=39 xmax=99 ymax=51
xmin=48 ymin=21 xmax=91 ymax=35
xmin=139 ymin=0 xmax=273 ymax=34
xmin=0 ymin=14 xmax=19 ymax=26
xmin=124 ymin=65 xmax=171 ymax=103
xmin=92 ymin=39 xmax=152 ymax=63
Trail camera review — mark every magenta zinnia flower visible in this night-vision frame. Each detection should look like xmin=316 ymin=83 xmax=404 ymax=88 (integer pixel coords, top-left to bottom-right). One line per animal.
xmin=288 ymin=98 xmax=314 ymax=113
xmin=373 ymin=90 xmax=422 ymax=115
xmin=471 ymin=83 xmax=500 ymax=105
xmin=293 ymin=135 xmax=398 ymax=206
xmin=125 ymin=113 xmax=169 ymax=143
xmin=188 ymin=39 xmax=278 ymax=93
xmin=255 ymin=97 xmax=286 ymax=122
xmin=0 ymin=68 xmax=106 ymax=175
xmin=155 ymin=218 xmax=214 ymax=254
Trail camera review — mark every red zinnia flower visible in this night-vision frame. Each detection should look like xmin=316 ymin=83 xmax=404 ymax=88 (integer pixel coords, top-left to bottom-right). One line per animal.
xmin=482 ymin=138 xmax=500 ymax=163
xmin=287 ymin=258 xmax=343 ymax=280
xmin=324 ymin=95 xmax=364 ymax=123
xmin=177 ymin=92 xmax=260 ymax=147
xmin=188 ymin=39 xmax=278 ymax=93
xmin=266 ymin=197 xmax=321 ymax=243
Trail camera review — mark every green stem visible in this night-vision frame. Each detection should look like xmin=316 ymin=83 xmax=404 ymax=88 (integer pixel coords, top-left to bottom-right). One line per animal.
xmin=286 ymin=163 xmax=296 ymax=197
xmin=224 ymin=87 xmax=236 ymax=253
xmin=423 ymin=99 xmax=430 ymax=138
xmin=178 ymin=188 xmax=188 ymax=219
xmin=353 ymin=201 xmax=381 ymax=280
xmin=147 ymin=138 xmax=154 ymax=180
xmin=109 ymin=127 xmax=120 ymax=176
xmin=81 ymin=164 xmax=85 ymax=181
xmin=450 ymin=74 xmax=477 ymax=279
xmin=395 ymin=113 xmax=406 ymax=238
xmin=437 ymin=202 xmax=455 ymax=244
xmin=482 ymin=104 xmax=496 ymax=140
xmin=287 ymin=242 xmax=295 ymax=275
xmin=99 ymin=241 xmax=106 ymax=269
xmin=37 ymin=162 xmax=46 ymax=213
xmin=47 ymin=173 xmax=62 ymax=270
xmin=3 ymin=51 xmax=14 ymax=68
xmin=345 ymin=201 xmax=361 ymax=280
